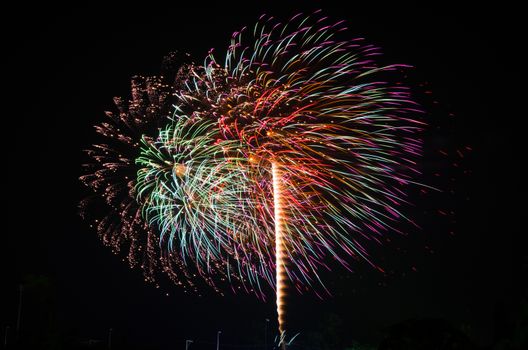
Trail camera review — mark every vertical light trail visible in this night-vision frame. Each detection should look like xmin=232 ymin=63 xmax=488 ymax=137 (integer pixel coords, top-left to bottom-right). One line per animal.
xmin=271 ymin=161 xmax=287 ymax=343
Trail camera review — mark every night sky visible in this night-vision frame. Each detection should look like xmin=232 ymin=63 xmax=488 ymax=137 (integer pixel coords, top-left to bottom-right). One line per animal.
xmin=4 ymin=3 xmax=523 ymax=350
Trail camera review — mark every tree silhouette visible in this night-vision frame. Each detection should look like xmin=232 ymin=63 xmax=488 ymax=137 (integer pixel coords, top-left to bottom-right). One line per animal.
xmin=378 ymin=318 xmax=477 ymax=350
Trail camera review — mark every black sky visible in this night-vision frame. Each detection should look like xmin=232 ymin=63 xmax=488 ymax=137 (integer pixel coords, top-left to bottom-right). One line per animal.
xmin=4 ymin=2 xmax=522 ymax=349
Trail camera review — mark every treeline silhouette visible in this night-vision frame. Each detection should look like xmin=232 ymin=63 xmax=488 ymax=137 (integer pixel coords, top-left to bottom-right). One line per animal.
xmin=2 ymin=275 xmax=526 ymax=350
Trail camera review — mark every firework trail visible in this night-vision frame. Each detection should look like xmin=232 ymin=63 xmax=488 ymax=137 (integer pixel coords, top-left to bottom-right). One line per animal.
xmin=81 ymin=11 xmax=426 ymax=342
xmin=272 ymin=161 xmax=288 ymax=336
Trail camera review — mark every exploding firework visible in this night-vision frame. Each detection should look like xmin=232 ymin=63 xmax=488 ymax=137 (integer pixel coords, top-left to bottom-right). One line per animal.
xmin=79 ymin=73 xmax=185 ymax=286
xmin=79 ymin=58 xmax=243 ymax=294
xmin=81 ymin=11 xmax=427 ymax=342
xmin=135 ymin=115 xmax=269 ymax=286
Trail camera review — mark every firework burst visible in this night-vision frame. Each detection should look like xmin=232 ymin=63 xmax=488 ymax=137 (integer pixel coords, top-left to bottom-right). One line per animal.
xmin=146 ymin=13 xmax=426 ymax=290
xmin=81 ymin=11 xmax=427 ymax=341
